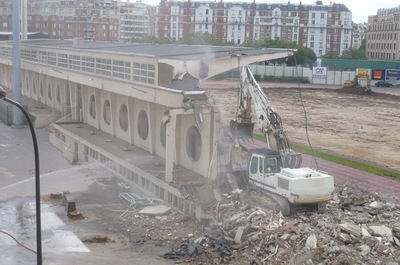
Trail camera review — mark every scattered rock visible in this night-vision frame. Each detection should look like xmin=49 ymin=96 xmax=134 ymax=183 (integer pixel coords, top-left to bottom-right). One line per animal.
xmin=154 ymin=185 xmax=400 ymax=264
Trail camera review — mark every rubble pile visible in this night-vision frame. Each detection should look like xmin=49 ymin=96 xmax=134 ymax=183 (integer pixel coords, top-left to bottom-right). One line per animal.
xmin=160 ymin=185 xmax=400 ymax=264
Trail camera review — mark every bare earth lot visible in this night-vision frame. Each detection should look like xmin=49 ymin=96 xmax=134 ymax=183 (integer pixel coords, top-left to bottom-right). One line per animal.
xmin=207 ymin=84 xmax=400 ymax=171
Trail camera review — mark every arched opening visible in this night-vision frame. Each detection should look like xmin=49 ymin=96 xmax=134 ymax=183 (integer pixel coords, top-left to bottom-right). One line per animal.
xmin=160 ymin=122 xmax=167 ymax=148
xmin=103 ymin=99 xmax=111 ymax=125
xmin=56 ymin=85 xmax=61 ymax=104
xmin=186 ymin=126 xmax=202 ymax=162
xmin=40 ymin=80 xmax=44 ymax=97
xmin=137 ymin=110 xmax=149 ymax=140
xmin=33 ymin=79 xmax=36 ymax=94
xmin=48 ymin=83 xmax=52 ymax=100
xmin=89 ymin=95 xmax=96 ymax=119
xmin=119 ymin=104 xmax=128 ymax=132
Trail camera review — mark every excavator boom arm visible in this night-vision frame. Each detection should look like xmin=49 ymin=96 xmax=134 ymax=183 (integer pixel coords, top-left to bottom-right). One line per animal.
xmin=231 ymin=66 xmax=302 ymax=168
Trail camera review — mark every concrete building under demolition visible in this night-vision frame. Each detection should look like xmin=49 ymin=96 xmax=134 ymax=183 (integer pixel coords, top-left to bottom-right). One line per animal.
xmin=0 ymin=39 xmax=293 ymax=219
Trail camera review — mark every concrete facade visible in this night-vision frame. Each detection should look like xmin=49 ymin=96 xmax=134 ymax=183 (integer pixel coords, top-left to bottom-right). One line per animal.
xmin=366 ymin=7 xmax=400 ymax=61
xmin=158 ymin=1 xmax=353 ymax=57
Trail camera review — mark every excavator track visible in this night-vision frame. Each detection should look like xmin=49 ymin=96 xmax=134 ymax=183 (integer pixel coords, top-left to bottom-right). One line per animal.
xmin=233 ymin=170 xmax=291 ymax=216
xmin=248 ymin=188 xmax=291 ymax=216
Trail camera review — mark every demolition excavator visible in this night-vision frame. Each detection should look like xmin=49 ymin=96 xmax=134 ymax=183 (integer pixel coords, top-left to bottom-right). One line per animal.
xmin=343 ymin=73 xmax=372 ymax=93
xmin=229 ymin=66 xmax=334 ymax=215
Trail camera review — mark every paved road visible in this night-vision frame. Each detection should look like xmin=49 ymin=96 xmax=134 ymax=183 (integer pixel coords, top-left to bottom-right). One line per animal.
xmin=0 ymin=123 xmax=171 ymax=265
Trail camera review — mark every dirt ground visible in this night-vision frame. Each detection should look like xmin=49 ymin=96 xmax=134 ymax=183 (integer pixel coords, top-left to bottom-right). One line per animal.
xmin=207 ymin=85 xmax=400 ymax=171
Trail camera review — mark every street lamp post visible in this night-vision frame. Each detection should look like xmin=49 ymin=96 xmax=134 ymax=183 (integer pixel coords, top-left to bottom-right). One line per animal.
xmin=0 ymin=87 xmax=42 ymax=265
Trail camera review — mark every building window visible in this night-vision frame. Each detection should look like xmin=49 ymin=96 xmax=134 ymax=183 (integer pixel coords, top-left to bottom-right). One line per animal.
xmin=25 ymin=77 xmax=29 ymax=92
xmin=186 ymin=126 xmax=202 ymax=162
xmin=137 ymin=110 xmax=149 ymax=140
xmin=160 ymin=122 xmax=166 ymax=148
xmin=89 ymin=95 xmax=96 ymax=119
xmin=119 ymin=104 xmax=128 ymax=132
xmin=56 ymin=85 xmax=61 ymax=104
xmin=103 ymin=99 xmax=111 ymax=125
xmin=48 ymin=83 xmax=52 ymax=100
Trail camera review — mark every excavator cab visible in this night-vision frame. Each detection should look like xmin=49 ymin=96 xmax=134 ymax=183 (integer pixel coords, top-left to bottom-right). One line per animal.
xmin=248 ymin=148 xmax=283 ymax=177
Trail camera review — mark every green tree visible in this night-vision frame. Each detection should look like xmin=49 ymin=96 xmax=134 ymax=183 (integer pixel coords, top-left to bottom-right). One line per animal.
xmin=242 ymin=39 xmax=316 ymax=66
xmin=323 ymin=51 xmax=339 ymax=59
xmin=132 ymin=36 xmax=177 ymax=44
xmin=359 ymin=38 xmax=366 ymax=51
xmin=340 ymin=38 xmax=367 ymax=60
xmin=341 ymin=48 xmax=366 ymax=60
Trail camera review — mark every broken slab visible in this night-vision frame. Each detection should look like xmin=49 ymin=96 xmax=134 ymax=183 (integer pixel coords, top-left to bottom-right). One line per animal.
xmin=234 ymin=224 xmax=251 ymax=244
xmin=369 ymin=225 xmax=393 ymax=242
xmin=138 ymin=205 xmax=171 ymax=216
xmin=305 ymin=234 xmax=317 ymax=249
xmin=338 ymin=223 xmax=362 ymax=237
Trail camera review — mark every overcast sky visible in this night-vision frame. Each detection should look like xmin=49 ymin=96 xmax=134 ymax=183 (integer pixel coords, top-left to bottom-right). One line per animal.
xmin=136 ymin=0 xmax=398 ymax=24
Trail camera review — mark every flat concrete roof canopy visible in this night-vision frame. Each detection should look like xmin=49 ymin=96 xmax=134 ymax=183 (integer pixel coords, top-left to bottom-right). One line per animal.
xmin=19 ymin=39 xmax=295 ymax=79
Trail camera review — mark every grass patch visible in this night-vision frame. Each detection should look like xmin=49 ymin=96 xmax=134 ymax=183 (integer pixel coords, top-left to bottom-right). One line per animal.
xmin=253 ymin=134 xmax=400 ymax=180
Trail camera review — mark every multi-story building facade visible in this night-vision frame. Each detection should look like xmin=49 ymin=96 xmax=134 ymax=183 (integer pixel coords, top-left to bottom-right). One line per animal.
xmin=119 ymin=2 xmax=157 ymax=43
xmin=0 ymin=0 xmax=353 ymax=57
xmin=0 ymin=0 xmax=121 ymax=41
xmin=352 ymin=22 xmax=367 ymax=49
xmin=366 ymin=7 xmax=400 ymax=61
xmin=158 ymin=0 xmax=353 ymax=57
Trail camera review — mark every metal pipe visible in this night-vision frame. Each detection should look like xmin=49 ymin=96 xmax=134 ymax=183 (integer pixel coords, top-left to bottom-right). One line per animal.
xmin=0 ymin=88 xmax=42 ymax=265
xmin=12 ymin=0 xmax=23 ymax=126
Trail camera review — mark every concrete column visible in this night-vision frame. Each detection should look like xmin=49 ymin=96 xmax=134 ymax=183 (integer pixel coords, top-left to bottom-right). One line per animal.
xmin=12 ymin=0 xmax=23 ymax=126
xmin=147 ymin=102 xmax=154 ymax=154
xmin=165 ymin=110 xmax=177 ymax=183
xmin=21 ymin=0 xmax=28 ymax=40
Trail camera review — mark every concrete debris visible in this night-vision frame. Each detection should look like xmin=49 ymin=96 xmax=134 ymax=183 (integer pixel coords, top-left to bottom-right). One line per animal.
xmin=305 ymin=234 xmax=317 ymax=249
xmin=49 ymin=192 xmax=62 ymax=199
xmin=156 ymin=184 xmax=400 ymax=264
xmin=82 ymin=235 xmax=111 ymax=243
xmin=138 ymin=205 xmax=172 ymax=216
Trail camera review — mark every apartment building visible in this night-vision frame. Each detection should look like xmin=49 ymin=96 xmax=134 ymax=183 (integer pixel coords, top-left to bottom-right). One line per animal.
xmin=158 ymin=0 xmax=353 ymax=57
xmin=0 ymin=0 xmax=353 ymax=56
xmin=0 ymin=0 xmax=120 ymax=41
xmin=366 ymin=7 xmax=400 ymax=61
xmin=119 ymin=2 xmax=157 ymax=43
xmin=352 ymin=22 xmax=367 ymax=49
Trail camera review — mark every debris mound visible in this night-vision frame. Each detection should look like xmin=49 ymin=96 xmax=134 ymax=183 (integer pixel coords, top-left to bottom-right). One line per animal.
xmin=336 ymin=86 xmax=372 ymax=95
xmin=159 ymin=185 xmax=400 ymax=264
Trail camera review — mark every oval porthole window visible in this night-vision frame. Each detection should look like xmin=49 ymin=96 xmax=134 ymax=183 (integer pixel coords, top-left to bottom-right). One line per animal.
xmin=89 ymin=95 xmax=96 ymax=119
xmin=56 ymin=85 xmax=61 ymax=104
xmin=160 ymin=122 xmax=167 ymax=148
xmin=186 ymin=126 xmax=202 ymax=162
xmin=48 ymin=83 xmax=52 ymax=100
xmin=103 ymin=99 xmax=111 ymax=125
xmin=137 ymin=110 xmax=149 ymax=140
xmin=119 ymin=104 xmax=128 ymax=132
xmin=40 ymin=80 xmax=44 ymax=97
xmin=25 ymin=77 xmax=29 ymax=92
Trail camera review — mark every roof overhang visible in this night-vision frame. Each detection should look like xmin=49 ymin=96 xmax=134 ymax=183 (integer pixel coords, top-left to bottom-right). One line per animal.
xmin=158 ymin=49 xmax=295 ymax=80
